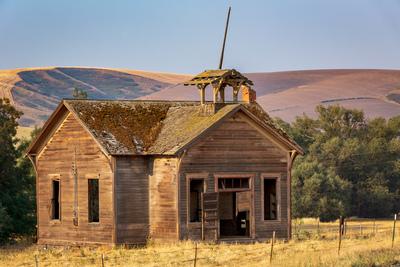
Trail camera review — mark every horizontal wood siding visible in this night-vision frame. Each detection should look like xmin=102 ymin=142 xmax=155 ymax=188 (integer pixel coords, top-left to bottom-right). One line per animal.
xmin=36 ymin=112 xmax=114 ymax=245
xmin=180 ymin=111 xmax=289 ymax=240
xmin=115 ymin=156 xmax=149 ymax=244
xmin=149 ymin=157 xmax=179 ymax=240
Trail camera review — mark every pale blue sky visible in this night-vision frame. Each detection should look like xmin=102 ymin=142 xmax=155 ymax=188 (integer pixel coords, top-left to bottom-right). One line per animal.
xmin=1 ymin=0 xmax=400 ymax=73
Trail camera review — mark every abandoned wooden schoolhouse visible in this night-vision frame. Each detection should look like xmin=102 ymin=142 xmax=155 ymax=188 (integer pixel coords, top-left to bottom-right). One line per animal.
xmin=27 ymin=69 xmax=303 ymax=245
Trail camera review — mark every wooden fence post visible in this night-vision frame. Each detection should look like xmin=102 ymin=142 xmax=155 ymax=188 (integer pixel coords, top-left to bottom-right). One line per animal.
xmin=293 ymin=220 xmax=296 ymax=239
xmin=101 ymin=253 xmax=105 ymax=267
xmin=392 ymin=214 xmax=397 ymax=248
xmin=359 ymin=223 xmax=362 ymax=236
xmin=317 ymin=218 xmax=320 ymax=238
xmin=35 ymin=255 xmax=39 ymax=267
xmin=373 ymin=219 xmax=376 ymax=235
xmin=338 ymin=216 xmax=343 ymax=255
xmin=193 ymin=242 xmax=198 ymax=267
xmin=269 ymin=231 xmax=276 ymax=264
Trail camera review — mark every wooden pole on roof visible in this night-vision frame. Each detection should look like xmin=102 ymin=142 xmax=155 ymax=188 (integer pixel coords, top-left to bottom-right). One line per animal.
xmin=218 ymin=6 xmax=231 ymax=69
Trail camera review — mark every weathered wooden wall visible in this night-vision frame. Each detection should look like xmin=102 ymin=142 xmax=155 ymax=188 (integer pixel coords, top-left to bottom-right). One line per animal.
xmin=179 ymin=111 xmax=289 ymax=240
xmin=149 ymin=157 xmax=179 ymax=240
xmin=115 ymin=156 xmax=149 ymax=244
xmin=36 ymin=112 xmax=114 ymax=245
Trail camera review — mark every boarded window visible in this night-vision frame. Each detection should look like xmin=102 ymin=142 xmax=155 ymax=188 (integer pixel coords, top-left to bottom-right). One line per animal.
xmin=218 ymin=178 xmax=249 ymax=190
xmin=88 ymin=179 xmax=99 ymax=223
xmin=263 ymin=179 xmax=277 ymax=220
xmin=51 ymin=180 xmax=60 ymax=220
xmin=189 ymin=179 xmax=204 ymax=222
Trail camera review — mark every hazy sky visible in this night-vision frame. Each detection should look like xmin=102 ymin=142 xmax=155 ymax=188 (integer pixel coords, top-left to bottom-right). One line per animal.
xmin=1 ymin=0 xmax=400 ymax=73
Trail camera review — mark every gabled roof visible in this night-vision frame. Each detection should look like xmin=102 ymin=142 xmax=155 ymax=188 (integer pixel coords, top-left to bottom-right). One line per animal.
xmin=183 ymin=69 xmax=253 ymax=87
xmin=27 ymin=99 xmax=303 ymax=156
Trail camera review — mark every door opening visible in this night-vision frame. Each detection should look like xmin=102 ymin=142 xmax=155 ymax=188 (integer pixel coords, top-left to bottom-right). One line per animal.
xmin=219 ymin=192 xmax=250 ymax=237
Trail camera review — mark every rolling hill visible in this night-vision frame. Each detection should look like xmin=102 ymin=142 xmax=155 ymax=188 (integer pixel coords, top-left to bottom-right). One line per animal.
xmin=142 ymin=69 xmax=400 ymax=122
xmin=1 ymin=68 xmax=400 ymax=127
xmin=0 ymin=67 xmax=190 ymax=126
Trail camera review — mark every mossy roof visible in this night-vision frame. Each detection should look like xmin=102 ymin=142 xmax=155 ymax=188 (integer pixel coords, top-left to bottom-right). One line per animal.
xmin=61 ymin=99 xmax=302 ymax=155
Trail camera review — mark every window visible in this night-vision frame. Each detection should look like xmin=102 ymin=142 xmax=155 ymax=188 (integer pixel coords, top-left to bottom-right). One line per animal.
xmin=88 ymin=179 xmax=99 ymax=223
xmin=189 ymin=179 xmax=204 ymax=222
xmin=263 ymin=178 xmax=278 ymax=220
xmin=51 ymin=180 xmax=60 ymax=220
xmin=218 ymin=178 xmax=249 ymax=190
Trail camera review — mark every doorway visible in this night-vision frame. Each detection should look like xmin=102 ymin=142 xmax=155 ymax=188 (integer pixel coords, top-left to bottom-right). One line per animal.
xmin=219 ymin=192 xmax=250 ymax=237
xmin=216 ymin=176 xmax=252 ymax=238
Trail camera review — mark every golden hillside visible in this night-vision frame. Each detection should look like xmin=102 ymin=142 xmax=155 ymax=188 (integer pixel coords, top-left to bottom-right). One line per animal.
xmin=143 ymin=69 xmax=400 ymax=121
xmin=0 ymin=67 xmax=190 ymax=126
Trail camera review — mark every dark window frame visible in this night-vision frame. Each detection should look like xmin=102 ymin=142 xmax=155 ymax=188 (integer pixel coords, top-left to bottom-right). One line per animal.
xmin=88 ymin=178 xmax=100 ymax=223
xmin=51 ymin=179 xmax=61 ymax=221
xmin=186 ymin=173 xmax=207 ymax=225
xmin=261 ymin=175 xmax=281 ymax=221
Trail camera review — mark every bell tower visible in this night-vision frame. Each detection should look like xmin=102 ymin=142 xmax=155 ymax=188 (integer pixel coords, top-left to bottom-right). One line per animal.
xmin=183 ymin=6 xmax=256 ymax=114
xmin=183 ymin=69 xmax=254 ymax=105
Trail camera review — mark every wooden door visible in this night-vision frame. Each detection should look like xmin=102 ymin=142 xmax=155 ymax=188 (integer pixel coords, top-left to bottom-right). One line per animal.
xmin=201 ymin=192 xmax=219 ymax=241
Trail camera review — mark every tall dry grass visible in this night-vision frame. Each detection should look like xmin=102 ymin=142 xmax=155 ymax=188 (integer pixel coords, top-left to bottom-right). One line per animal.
xmin=0 ymin=218 xmax=398 ymax=267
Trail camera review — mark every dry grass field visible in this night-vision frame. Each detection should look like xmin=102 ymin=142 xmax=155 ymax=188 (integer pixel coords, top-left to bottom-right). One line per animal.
xmin=0 ymin=218 xmax=398 ymax=267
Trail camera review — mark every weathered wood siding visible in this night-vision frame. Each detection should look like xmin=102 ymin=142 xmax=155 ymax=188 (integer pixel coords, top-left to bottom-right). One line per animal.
xmin=149 ymin=157 xmax=179 ymax=240
xmin=179 ymin=111 xmax=289 ymax=240
xmin=115 ymin=156 xmax=149 ymax=244
xmin=36 ymin=112 xmax=114 ymax=245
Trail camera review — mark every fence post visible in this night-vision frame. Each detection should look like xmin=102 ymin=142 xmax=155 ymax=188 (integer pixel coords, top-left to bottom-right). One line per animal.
xmin=317 ymin=218 xmax=320 ymax=238
xmin=101 ymin=253 xmax=105 ymax=267
xmin=269 ymin=231 xmax=276 ymax=264
xmin=35 ymin=255 xmax=39 ymax=267
xmin=392 ymin=214 xmax=397 ymax=248
xmin=193 ymin=242 xmax=198 ymax=267
xmin=293 ymin=220 xmax=296 ymax=239
xmin=338 ymin=216 xmax=343 ymax=255
xmin=359 ymin=223 xmax=362 ymax=236
xmin=373 ymin=219 xmax=376 ymax=235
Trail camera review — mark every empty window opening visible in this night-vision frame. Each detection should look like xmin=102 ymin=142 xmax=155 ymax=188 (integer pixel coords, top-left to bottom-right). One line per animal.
xmin=218 ymin=178 xmax=249 ymax=190
xmin=264 ymin=179 xmax=278 ymax=220
xmin=189 ymin=179 xmax=204 ymax=222
xmin=51 ymin=180 xmax=60 ymax=220
xmin=88 ymin=179 xmax=99 ymax=223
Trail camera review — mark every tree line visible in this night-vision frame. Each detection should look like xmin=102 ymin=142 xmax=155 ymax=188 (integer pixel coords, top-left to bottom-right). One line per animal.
xmin=275 ymin=105 xmax=400 ymax=221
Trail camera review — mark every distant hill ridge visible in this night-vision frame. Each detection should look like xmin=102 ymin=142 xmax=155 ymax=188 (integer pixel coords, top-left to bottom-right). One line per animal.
xmin=1 ymin=67 xmax=400 ymax=126
xmin=142 ymin=69 xmax=400 ymax=121
xmin=0 ymin=67 xmax=190 ymax=126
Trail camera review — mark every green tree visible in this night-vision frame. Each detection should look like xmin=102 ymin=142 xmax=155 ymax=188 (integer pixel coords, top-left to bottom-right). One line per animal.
xmin=72 ymin=87 xmax=88 ymax=99
xmin=278 ymin=105 xmax=400 ymax=221
xmin=0 ymin=99 xmax=37 ymax=242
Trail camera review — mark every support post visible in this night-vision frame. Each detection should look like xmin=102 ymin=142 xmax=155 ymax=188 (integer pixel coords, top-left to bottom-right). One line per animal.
xmin=338 ymin=216 xmax=343 ymax=255
xmin=35 ymin=255 xmax=39 ymax=267
xmin=392 ymin=214 xmax=397 ymax=248
xmin=213 ymin=86 xmax=219 ymax=103
xmin=373 ymin=219 xmax=376 ymax=235
xmin=219 ymin=87 xmax=225 ymax=103
xmin=193 ymin=242 xmax=198 ymax=267
xmin=101 ymin=253 xmax=105 ymax=267
xmin=232 ymin=85 xmax=239 ymax=103
xmin=270 ymin=231 xmax=276 ymax=263
xmin=198 ymin=85 xmax=206 ymax=105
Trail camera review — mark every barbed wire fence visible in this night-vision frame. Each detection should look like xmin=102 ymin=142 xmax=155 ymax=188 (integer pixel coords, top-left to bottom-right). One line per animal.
xmin=27 ymin=215 xmax=398 ymax=267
